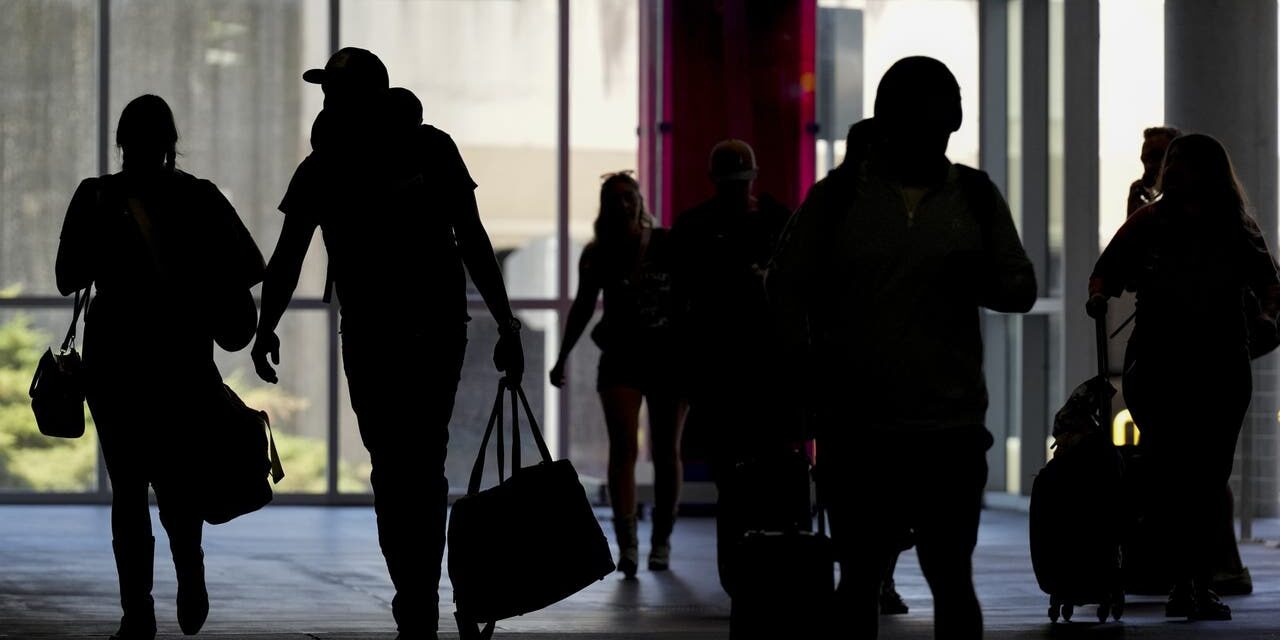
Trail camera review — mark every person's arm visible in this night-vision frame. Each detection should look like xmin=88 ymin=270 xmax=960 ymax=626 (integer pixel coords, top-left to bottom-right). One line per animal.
xmin=764 ymin=183 xmax=824 ymax=356
xmin=452 ymin=191 xmax=524 ymax=382
xmin=55 ymin=179 xmax=99 ymax=296
xmin=251 ymin=214 xmax=316 ymax=383
xmin=975 ymin=183 xmax=1038 ymax=313
xmin=1087 ymin=208 xmax=1146 ymax=317
xmin=550 ymin=248 xmax=602 ymax=387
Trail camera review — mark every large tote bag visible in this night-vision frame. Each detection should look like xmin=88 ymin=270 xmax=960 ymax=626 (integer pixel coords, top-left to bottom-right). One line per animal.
xmin=448 ymin=379 xmax=614 ymax=639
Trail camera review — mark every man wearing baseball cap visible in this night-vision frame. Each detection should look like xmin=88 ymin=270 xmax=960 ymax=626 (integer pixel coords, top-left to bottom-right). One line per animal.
xmin=670 ymin=138 xmax=793 ymax=597
xmin=253 ymin=48 xmax=525 ymax=640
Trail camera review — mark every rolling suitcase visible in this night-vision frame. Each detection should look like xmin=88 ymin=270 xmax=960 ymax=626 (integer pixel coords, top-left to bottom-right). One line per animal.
xmin=727 ymin=448 xmax=834 ymax=639
xmin=1029 ymin=314 xmax=1125 ymax=623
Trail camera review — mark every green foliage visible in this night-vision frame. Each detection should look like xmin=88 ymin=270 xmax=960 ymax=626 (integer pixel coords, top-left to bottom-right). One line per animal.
xmin=0 ymin=314 xmax=371 ymax=494
xmin=0 ymin=313 xmax=98 ymax=491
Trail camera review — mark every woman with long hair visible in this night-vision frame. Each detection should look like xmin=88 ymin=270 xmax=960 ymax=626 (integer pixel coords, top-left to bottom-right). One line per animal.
xmin=1088 ymin=133 xmax=1280 ymax=620
xmin=56 ymin=94 xmax=264 ymax=638
xmin=550 ymin=172 xmax=686 ymax=578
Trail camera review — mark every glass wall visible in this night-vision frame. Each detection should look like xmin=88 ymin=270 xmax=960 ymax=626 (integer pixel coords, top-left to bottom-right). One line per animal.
xmin=815 ymin=0 xmax=981 ymax=174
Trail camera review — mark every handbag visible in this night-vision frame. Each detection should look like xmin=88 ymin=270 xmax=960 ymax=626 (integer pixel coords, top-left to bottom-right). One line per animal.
xmin=198 ymin=381 xmax=285 ymax=525
xmin=447 ymin=379 xmax=615 ymax=639
xmin=29 ymin=287 xmax=93 ymax=438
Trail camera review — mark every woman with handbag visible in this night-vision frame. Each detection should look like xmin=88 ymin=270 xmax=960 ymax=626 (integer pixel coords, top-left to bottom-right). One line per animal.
xmin=55 ymin=94 xmax=265 ymax=639
xmin=550 ymin=172 xmax=687 ymax=578
xmin=1087 ymin=133 xmax=1280 ymax=621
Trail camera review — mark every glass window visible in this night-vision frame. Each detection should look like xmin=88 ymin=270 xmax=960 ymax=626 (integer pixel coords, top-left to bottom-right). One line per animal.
xmin=0 ymin=0 xmax=98 ymax=297
xmin=218 ymin=310 xmax=332 ymax=494
xmin=570 ymin=0 xmax=639 ymax=266
xmin=341 ymin=0 xmax=560 ymax=300
xmin=1098 ymin=0 xmax=1164 ymax=245
xmin=108 ymin=0 xmax=331 ymax=298
xmin=0 ymin=308 xmax=100 ymax=493
xmin=339 ymin=309 xmax=556 ymax=495
xmin=814 ymin=1 xmax=980 ymax=172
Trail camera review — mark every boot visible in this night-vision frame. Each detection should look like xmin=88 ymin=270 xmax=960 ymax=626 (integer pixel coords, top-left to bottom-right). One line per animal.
xmin=649 ymin=510 xmax=676 ymax=571
xmin=879 ymin=577 xmax=909 ymax=615
xmin=614 ymin=514 xmax=639 ymax=578
xmin=171 ymin=540 xmax=209 ymax=634
xmin=110 ymin=537 xmax=157 ymax=640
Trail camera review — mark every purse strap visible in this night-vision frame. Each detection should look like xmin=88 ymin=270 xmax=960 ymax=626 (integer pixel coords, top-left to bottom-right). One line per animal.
xmin=466 ymin=378 xmax=555 ymax=496
xmin=263 ymin=412 xmax=285 ymax=484
xmin=60 ymin=286 xmax=92 ymax=352
xmin=125 ymin=196 xmax=167 ymax=276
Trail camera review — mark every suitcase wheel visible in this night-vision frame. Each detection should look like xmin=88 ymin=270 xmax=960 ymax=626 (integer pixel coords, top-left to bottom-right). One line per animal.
xmin=1112 ymin=592 xmax=1125 ymax=621
xmin=1048 ymin=595 xmax=1060 ymax=623
xmin=1061 ymin=603 xmax=1074 ymax=622
xmin=1097 ymin=603 xmax=1110 ymax=623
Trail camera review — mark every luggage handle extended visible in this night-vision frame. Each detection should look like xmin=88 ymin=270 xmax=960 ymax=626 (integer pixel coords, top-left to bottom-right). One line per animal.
xmin=466 ymin=378 xmax=555 ymax=496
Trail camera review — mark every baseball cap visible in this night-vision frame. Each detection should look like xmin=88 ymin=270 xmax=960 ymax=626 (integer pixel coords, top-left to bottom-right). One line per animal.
xmin=709 ymin=139 xmax=758 ymax=182
xmin=303 ymin=47 xmax=390 ymax=93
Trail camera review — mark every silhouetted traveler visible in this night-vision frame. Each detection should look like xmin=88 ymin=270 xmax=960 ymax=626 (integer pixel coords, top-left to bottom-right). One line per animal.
xmin=1089 ymin=133 xmax=1280 ymax=620
xmin=768 ymin=57 xmax=1036 ymax=639
xmin=252 ymin=48 xmax=524 ymax=640
xmin=1128 ymin=127 xmax=1181 ymax=216
xmin=669 ymin=139 xmax=791 ymax=595
xmin=56 ymin=94 xmax=265 ymax=639
xmin=550 ymin=172 xmax=685 ymax=578
xmin=834 ymin=118 xmax=911 ymax=616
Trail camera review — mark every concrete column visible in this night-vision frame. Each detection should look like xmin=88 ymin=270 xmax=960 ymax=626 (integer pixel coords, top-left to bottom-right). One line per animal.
xmin=1166 ymin=0 xmax=1278 ymax=520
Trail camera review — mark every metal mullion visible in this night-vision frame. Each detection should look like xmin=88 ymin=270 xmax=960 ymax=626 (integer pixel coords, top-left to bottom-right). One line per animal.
xmin=96 ymin=0 xmax=111 ymax=502
xmin=326 ymin=0 xmax=340 ymax=502
xmin=557 ymin=0 xmax=571 ymax=462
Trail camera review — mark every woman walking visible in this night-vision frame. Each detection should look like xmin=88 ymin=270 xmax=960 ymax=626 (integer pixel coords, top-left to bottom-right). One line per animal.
xmin=56 ymin=94 xmax=264 ymax=638
xmin=550 ymin=172 xmax=686 ymax=578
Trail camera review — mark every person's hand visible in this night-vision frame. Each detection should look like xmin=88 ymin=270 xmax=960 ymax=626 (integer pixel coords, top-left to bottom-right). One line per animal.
xmin=549 ymin=360 xmax=567 ymax=388
xmin=494 ymin=329 xmax=525 ymax=384
xmin=251 ymin=330 xmax=281 ymax=384
xmin=1128 ymin=179 xmax=1151 ymax=215
xmin=1086 ymin=294 xmax=1109 ymax=319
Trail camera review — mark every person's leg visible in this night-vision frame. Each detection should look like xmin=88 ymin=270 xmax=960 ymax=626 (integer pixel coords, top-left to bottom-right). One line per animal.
xmin=343 ymin=330 xmax=464 ymax=637
xmin=89 ymin=391 xmax=157 ymax=640
xmin=880 ymin=549 xmax=909 ymax=615
xmin=155 ymin=481 xmax=207 ymax=635
xmin=645 ymin=390 xmax=686 ymax=570
xmin=912 ymin=427 xmax=988 ymax=640
xmin=820 ymin=436 xmax=899 ymax=639
xmin=601 ymin=384 xmax=644 ymax=577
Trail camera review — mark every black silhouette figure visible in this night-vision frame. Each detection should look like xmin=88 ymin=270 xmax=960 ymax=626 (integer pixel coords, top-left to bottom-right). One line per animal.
xmin=768 ymin=56 xmax=1036 ymax=639
xmin=668 ymin=139 xmax=792 ymax=596
xmin=549 ymin=172 xmax=686 ymax=578
xmin=1128 ymin=126 xmax=1181 ymax=217
xmin=1089 ymin=132 xmax=1280 ymax=621
xmin=251 ymin=48 xmax=524 ymax=639
xmin=56 ymin=94 xmax=266 ymax=639
xmin=834 ymin=117 xmax=912 ymax=617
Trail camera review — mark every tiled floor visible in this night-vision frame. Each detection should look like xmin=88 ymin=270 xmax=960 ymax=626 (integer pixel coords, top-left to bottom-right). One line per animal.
xmin=1 ymin=505 xmax=1279 ymax=639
